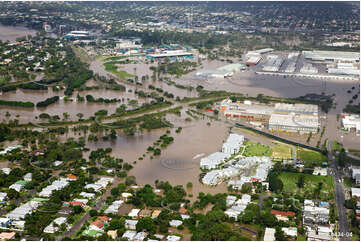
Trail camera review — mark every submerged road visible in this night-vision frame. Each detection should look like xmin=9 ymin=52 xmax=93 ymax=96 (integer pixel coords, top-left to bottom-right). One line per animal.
xmin=328 ymin=141 xmax=351 ymax=241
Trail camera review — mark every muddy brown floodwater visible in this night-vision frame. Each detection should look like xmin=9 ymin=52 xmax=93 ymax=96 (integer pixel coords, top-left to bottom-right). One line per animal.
xmin=0 ymin=84 xmax=151 ymax=123
xmin=0 ymin=24 xmax=37 ymax=42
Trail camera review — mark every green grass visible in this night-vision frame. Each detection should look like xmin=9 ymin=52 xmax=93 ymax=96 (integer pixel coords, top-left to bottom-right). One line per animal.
xmin=0 ymin=77 xmax=8 ymax=86
xmin=243 ymin=141 xmax=272 ymax=157
xmin=104 ymin=61 xmax=134 ymax=80
xmin=332 ymin=141 xmax=343 ymax=153
xmin=271 ymin=144 xmax=292 ymax=159
xmin=343 ymin=177 xmax=354 ymax=188
xmin=104 ymin=56 xmax=127 ymax=62
xmin=278 ymin=172 xmax=334 ymax=200
xmin=348 ymin=149 xmax=360 ymax=157
xmin=297 ymin=148 xmax=328 ymax=167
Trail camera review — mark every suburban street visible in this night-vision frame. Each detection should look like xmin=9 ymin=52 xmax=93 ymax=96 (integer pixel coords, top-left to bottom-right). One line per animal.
xmin=328 ymin=141 xmax=351 ymax=241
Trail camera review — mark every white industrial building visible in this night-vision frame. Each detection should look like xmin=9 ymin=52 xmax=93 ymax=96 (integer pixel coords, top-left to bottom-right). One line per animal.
xmin=300 ymin=63 xmax=318 ymax=74
xmin=222 ymin=134 xmax=244 ymax=154
xmin=268 ymin=113 xmax=319 ymax=133
xmin=303 ymin=50 xmax=360 ymax=62
xmin=200 ymin=152 xmax=230 ymax=170
xmin=274 ymin=103 xmax=318 ymax=115
xmin=263 ymin=56 xmax=284 ymax=72
xmin=285 ymin=62 xmax=296 ymax=73
xmin=341 ymin=114 xmax=360 ymax=132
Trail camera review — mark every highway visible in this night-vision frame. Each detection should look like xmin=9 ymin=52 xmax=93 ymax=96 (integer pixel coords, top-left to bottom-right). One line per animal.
xmin=328 ymin=141 xmax=351 ymax=241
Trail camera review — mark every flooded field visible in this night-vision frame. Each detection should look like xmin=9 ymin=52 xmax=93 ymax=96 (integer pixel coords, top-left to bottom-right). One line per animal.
xmin=0 ymin=24 xmax=37 ymax=42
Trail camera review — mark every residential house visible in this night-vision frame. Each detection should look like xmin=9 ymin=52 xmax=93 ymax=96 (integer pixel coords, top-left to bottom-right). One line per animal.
xmin=169 ymin=220 xmax=182 ymax=227
xmin=264 ymin=228 xmax=276 ymax=241
xmin=0 ymin=232 xmax=16 ymax=241
xmin=166 ymin=235 xmax=181 ymax=241
xmin=139 ymin=209 xmax=152 ymax=218
xmin=270 ymin=210 xmax=295 ymax=221
xmin=125 ymin=220 xmax=138 ymax=230
xmin=282 ymin=227 xmax=297 ymax=237
xmin=107 ymin=230 xmax=117 ymax=240
xmin=128 ymin=209 xmax=141 ymax=218
xmin=122 ymin=230 xmax=137 ymax=240
xmin=23 ymin=173 xmax=32 ymax=182
xmin=152 ymin=210 xmax=161 ymax=219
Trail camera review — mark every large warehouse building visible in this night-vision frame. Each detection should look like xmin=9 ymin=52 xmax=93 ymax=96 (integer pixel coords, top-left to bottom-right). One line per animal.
xmin=220 ymin=99 xmax=319 ymax=133
xmin=303 ymin=50 xmax=360 ymax=62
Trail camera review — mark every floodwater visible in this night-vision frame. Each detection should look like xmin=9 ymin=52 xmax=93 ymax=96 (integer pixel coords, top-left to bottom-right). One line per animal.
xmin=0 ymin=83 xmax=150 ymax=123
xmin=0 ymin=24 xmax=37 ymax=42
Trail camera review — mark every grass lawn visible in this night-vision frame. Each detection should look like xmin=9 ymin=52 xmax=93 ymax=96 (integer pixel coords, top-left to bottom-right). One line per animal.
xmin=0 ymin=77 xmax=8 ymax=85
xmin=332 ymin=141 xmax=343 ymax=153
xmin=243 ymin=141 xmax=272 ymax=157
xmin=104 ymin=61 xmax=134 ymax=79
xmin=297 ymin=148 xmax=328 ymax=167
xmin=278 ymin=172 xmax=334 ymax=201
xmin=343 ymin=177 xmax=354 ymax=188
xmin=348 ymin=149 xmax=360 ymax=157
xmin=271 ymin=143 xmax=292 ymax=159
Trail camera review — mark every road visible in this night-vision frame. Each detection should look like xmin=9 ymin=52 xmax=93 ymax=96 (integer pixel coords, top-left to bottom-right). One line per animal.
xmin=328 ymin=141 xmax=351 ymax=241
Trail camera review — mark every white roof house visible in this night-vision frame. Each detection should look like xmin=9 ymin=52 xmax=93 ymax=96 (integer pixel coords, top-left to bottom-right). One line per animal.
xmin=85 ymin=184 xmax=103 ymax=192
xmin=128 ymin=209 xmax=141 ymax=218
xmin=39 ymin=179 xmax=69 ymax=197
xmin=125 ymin=219 xmax=138 ymax=230
xmin=23 ymin=173 xmax=32 ymax=181
xmin=74 ymin=199 xmax=88 ymax=205
xmin=0 ymin=192 xmax=7 ymax=202
xmin=6 ymin=201 xmax=40 ymax=220
xmin=282 ymin=227 xmax=297 ymax=237
xmin=53 ymin=161 xmax=63 ymax=166
xmin=1 ymin=168 xmax=11 ymax=175
xmin=44 ymin=217 xmax=67 ymax=233
xmin=202 ymin=170 xmax=221 ymax=186
xmin=264 ymin=228 xmax=276 ymax=241
xmin=9 ymin=184 xmax=24 ymax=193
xmin=222 ymin=134 xmax=244 ymax=154
xmin=105 ymin=200 xmax=124 ymax=214
xmin=122 ymin=230 xmax=137 ymax=240
xmin=134 ymin=232 xmax=148 ymax=241
xmin=181 ymin=214 xmax=190 ymax=220
xmin=169 ymin=220 xmax=183 ymax=227
xmin=226 ymin=195 xmax=237 ymax=207
xmin=351 ymin=188 xmax=360 ymax=198
xmin=166 ymin=235 xmax=181 ymax=241
xmin=200 ymin=152 xmax=230 ymax=170
xmin=79 ymin=192 xmax=95 ymax=199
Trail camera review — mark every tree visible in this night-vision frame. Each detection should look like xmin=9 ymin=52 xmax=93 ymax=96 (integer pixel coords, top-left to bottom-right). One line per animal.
xmin=136 ymin=217 xmax=156 ymax=234
xmin=269 ymin=174 xmax=283 ymax=193
xmin=7 ymin=189 xmax=19 ymax=200
xmin=73 ymin=205 xmax=83 ymax=214
xmin=297 ymin=175 xmax=305 ymax=189
xmin=275 ymin=227 xmax=286 ymax=241
xmin=76 ymin=113 xmax=84 ymax=120
xmin=89 ymin=209 xmax=98 ymax=217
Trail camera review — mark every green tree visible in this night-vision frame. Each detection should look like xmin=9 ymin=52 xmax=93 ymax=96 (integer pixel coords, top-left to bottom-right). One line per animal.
xmin=136 ymin=217 xmax=156 ymax=234
xmin=297 ymin=175 xmax=305 ymax=189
